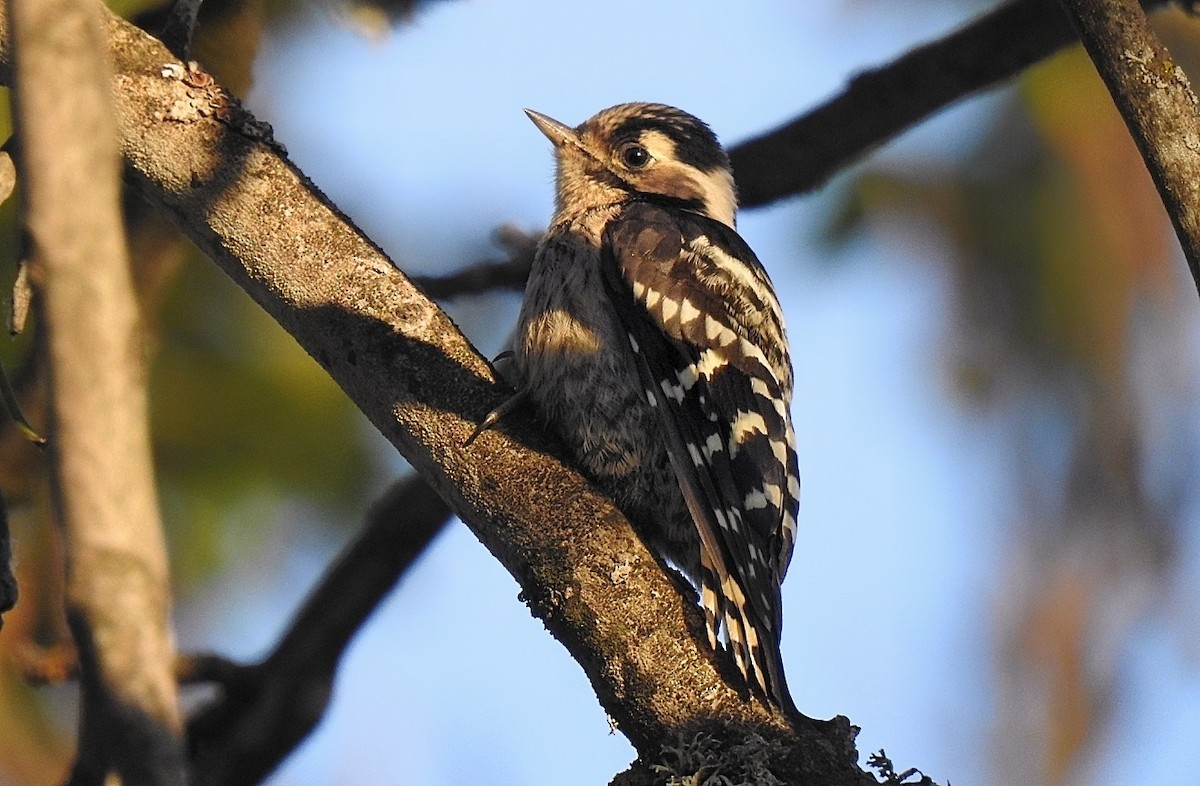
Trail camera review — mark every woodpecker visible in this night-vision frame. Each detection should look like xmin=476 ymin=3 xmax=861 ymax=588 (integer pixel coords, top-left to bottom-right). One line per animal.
xmin=503 ymin=103 xmax=799 ymax=713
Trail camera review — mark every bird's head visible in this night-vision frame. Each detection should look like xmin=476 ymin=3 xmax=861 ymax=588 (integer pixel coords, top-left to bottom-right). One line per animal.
xmin=526 ymin=103 xmax=738 ymax=229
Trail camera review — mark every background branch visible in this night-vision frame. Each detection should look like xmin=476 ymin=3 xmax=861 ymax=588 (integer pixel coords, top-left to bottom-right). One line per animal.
xmin=728 ymin=0 xmax=1171 ymax=207
xmin=418 ymin=0 xmax=1180 ymax=303
xmin=187 ymin=474 xmax=453 ymax=786
xmin=411 ymin=225 xmax=538 ymax=300
xmin=1059 ymin=0 xmax=1200 ymax=297
xmin=7 ymin=0 xmax=185 ymax=780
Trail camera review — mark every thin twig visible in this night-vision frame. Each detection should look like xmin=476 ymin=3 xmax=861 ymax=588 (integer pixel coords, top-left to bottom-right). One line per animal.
xmin=412 ymin=225 xmax=538 ymax=300
xmin=1058 ymin=0 xmax=1200 ymax=298
xmin=157 ymin=0 xmax=202 ymax=59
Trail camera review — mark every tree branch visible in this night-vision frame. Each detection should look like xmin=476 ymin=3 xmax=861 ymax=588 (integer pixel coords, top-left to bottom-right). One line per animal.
xmin=187 ymin=474 xmax=454 ymax=786
xmin=727 ymin=0 xmax=1171 ymax=207
xmin=1058 ymin=0 xmax=1200 ymax=297
xmin=0 ymin=5 xmax=871 ymax=783
xmin=7 ymin=0 xmax=185 ymax=780
xmin=411 ymin=224 xmax=538 ymax=300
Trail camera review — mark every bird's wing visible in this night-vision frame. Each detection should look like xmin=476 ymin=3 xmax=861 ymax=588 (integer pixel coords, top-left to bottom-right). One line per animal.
xmin=599 ymin=201 xmax=799 ymax=705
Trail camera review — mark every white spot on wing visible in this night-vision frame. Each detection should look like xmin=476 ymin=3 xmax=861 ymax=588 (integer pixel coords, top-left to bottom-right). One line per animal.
xmin=730 ymin=410 xmax=768 ymax=443
xmin=660 ymin=296 xmax=679 ymax=323
xmin=762 ymin=482 xmax=783 ymax=509
xmin=696 ymin=348 xmax=725 ymax=379
xmin=679 ymin=298 xmax=700 ymax=325
xmin=704 ymin=314 xmax=738 ymax=346
xmin=769 ymin=437 xmax=788 ymax=465
xmin=677 ymin=364 xmax=700 ymax=390
xmin=744 ymin=489 xmax=768 ymax=509
xmin=750 ymin=377 xmax=789 ymax=419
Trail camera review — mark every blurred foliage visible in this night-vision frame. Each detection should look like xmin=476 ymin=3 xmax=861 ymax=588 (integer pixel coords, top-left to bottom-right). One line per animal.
xmin=829 ymin=50 xmax=1174 ymax=393
xmin=827 ymin=9 xmax=1200 ymax=786
xmin=151 ymin=251 xmax=383 ymax=587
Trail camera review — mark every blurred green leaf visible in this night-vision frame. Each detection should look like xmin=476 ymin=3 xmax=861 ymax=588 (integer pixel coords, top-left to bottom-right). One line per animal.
xmin=151 ymin=252 xmax=383 ymax=586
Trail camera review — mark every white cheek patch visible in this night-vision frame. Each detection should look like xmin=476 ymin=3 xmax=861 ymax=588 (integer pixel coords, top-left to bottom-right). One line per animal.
xmin=634 ymin=130 xmax=737 ymax=228
xmin=697 ymin=167 xmax=737 ymax=229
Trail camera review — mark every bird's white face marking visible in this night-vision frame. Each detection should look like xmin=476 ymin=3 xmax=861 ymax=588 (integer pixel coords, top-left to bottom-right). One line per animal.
xmin=691 ymin=166 xmax=737 ymax=229
xmin=627 ymin=131 xmax=737 ymax=228
xmin=645 ymin=141 xmax=736 ymax=226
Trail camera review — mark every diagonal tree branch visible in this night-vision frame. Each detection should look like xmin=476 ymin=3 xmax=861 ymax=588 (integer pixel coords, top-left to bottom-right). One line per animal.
xmin=728 ymin=0 xmax=1171 ymax=207
xmin=1058 ymin=0 xmax=1200 ymax=298
xmin=0 ymin=4 xmax=871 ymax=783
xmin=187 ymin=474 xmax=454 ymax=786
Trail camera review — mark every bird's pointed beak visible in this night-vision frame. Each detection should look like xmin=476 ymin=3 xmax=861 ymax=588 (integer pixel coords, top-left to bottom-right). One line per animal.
xmin=525 ymin=109 xmax=579 ymax=147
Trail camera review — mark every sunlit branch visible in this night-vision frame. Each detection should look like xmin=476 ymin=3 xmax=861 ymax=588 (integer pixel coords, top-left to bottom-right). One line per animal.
xmin=1059 ymin=0 xmax=1200 ymax=298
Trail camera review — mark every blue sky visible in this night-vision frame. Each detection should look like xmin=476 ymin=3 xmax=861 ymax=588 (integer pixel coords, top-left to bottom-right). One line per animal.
xmin=170 ymin=2 xmax=1200 ymax=784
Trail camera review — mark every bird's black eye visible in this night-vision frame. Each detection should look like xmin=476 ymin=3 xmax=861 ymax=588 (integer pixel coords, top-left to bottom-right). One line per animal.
xmin=620 ymin=144 xmax=651 ymax=169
